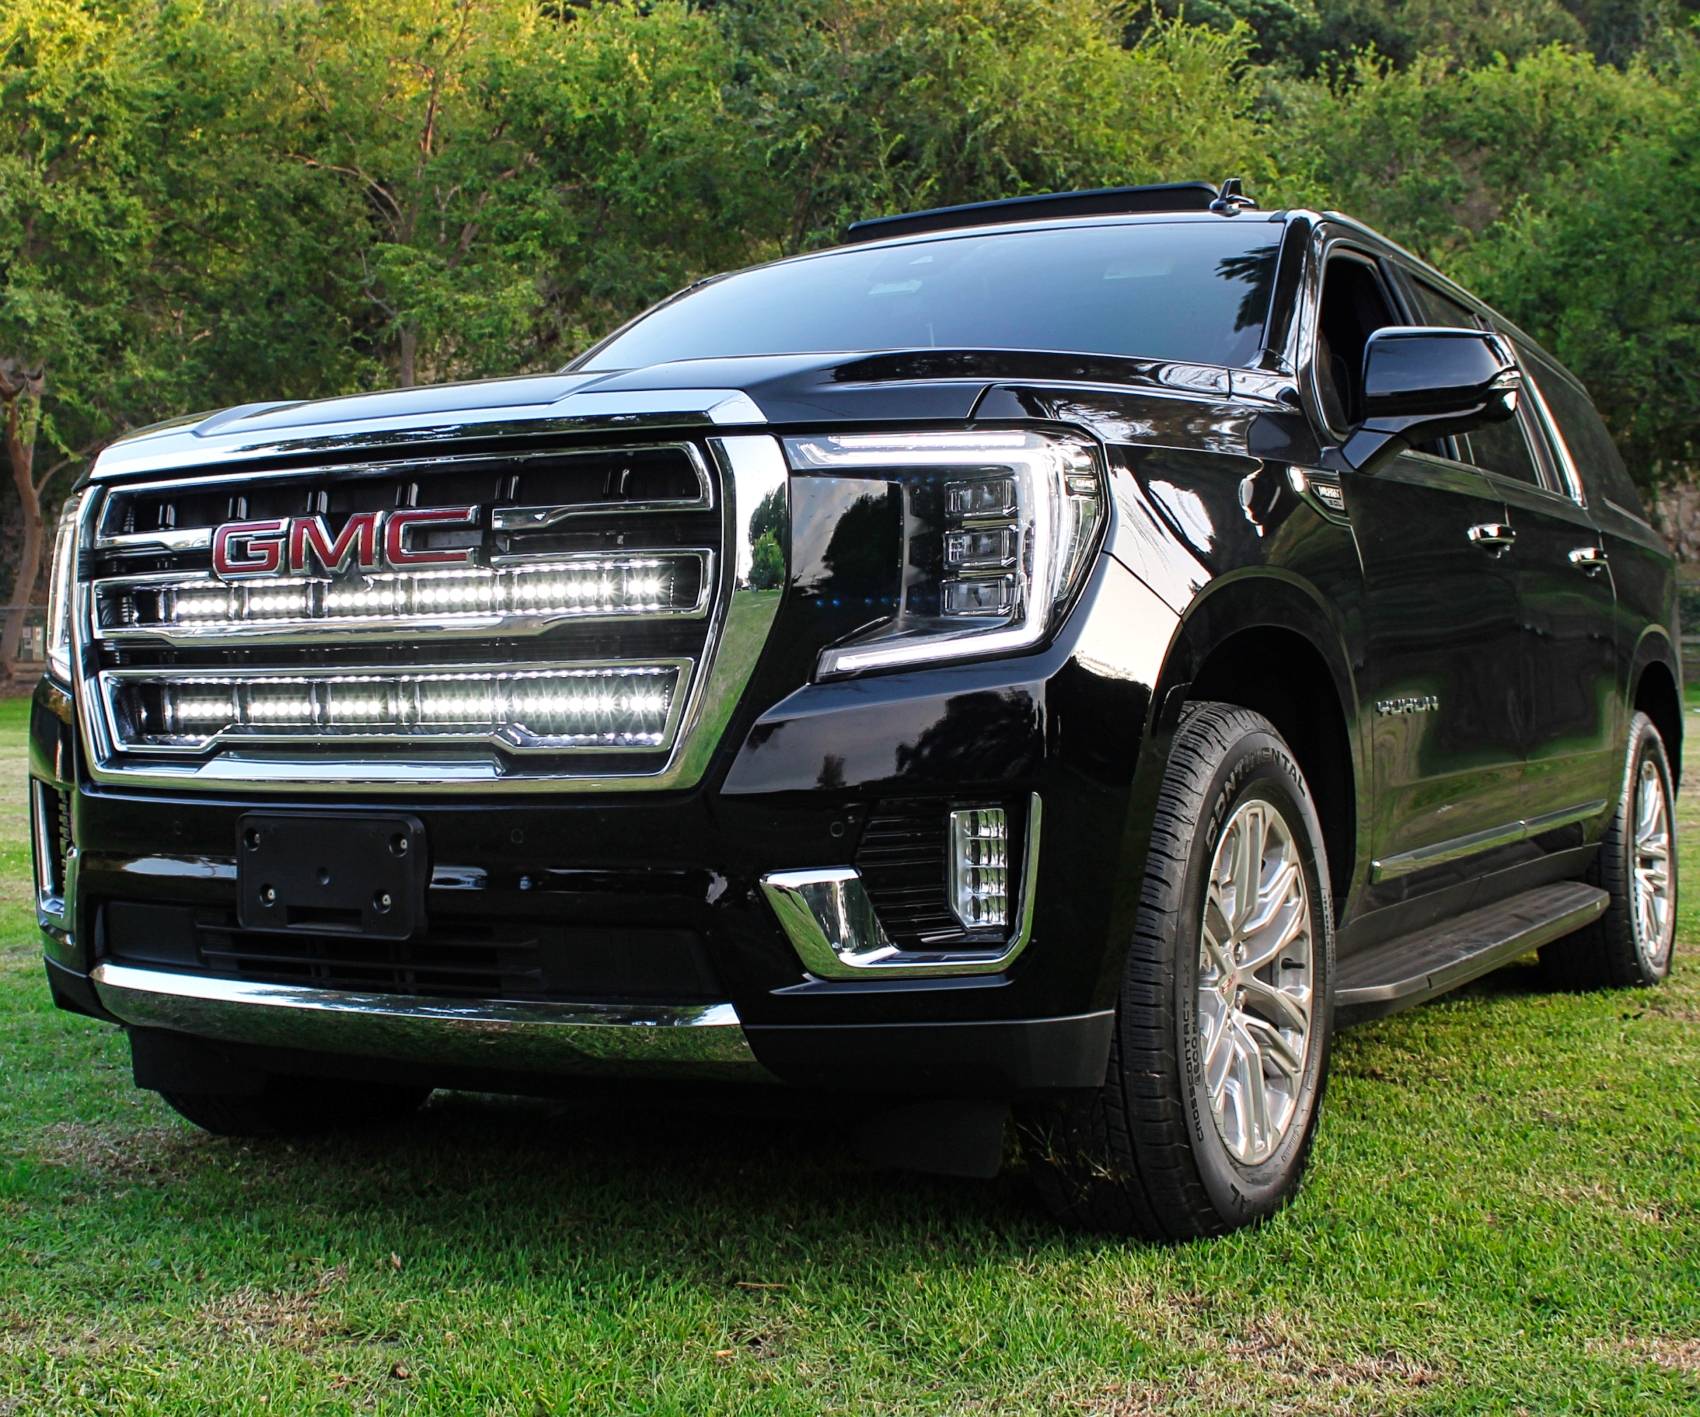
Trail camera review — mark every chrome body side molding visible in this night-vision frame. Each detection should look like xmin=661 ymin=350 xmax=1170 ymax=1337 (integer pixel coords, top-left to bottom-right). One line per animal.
xmin=1371 ymin=798 xmax=1608 ymax=882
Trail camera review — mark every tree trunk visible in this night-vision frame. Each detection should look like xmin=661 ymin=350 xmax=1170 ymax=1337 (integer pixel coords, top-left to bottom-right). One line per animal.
xmin=0 ymin=367 xmax=46 ymax=675
xmin=397 ymin=325 xmax=419 ymax=387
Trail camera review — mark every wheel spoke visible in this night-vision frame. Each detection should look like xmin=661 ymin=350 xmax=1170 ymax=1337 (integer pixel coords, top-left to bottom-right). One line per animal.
xmin=1241 ymin=858 xmax=1300 ymax=936
xmin=1231 ymin=807 xmax=1262 ymax=931
xmin=1234 ymin=1026 xmax=1270 ymax=1153
xmin=1201 ymin=883 xmax=1236 ymax=976
xmin=1205 ymin=1013 xmax=1234 ymax=1101
xmin=1241 ymin=1013 xmax=1303 ymax=1080
xmin=1241 ymin=975 xmax=1309 ymax=1035
xmin=1240 ymin=894 xmax=1306 ymax=974
xmin=1191 ymin=794 xmax=1316 ymax=1167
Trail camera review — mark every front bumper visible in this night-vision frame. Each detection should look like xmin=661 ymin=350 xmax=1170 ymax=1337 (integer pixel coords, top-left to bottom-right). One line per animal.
xmin=86 ymin=960 xmax=1115 ymax=1094
xmin=32 ymin=554 xmax=1176 ymax=1097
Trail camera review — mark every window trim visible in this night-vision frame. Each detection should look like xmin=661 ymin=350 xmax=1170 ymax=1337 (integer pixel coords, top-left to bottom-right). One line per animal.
xmin=1307 ymin=239 xmax=1403 ymax=446
xmin=1514 ymin=360 xmax=1588 ymax=509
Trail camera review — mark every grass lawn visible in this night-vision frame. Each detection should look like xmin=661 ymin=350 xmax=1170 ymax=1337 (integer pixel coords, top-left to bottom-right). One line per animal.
xmin=1 ymin=695 xmax=1697 ymax=1414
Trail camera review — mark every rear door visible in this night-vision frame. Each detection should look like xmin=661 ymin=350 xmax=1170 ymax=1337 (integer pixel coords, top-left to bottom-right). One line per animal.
xmin=1312 ymin=244 xmax=1527 ymax=883
xmin=1485 ymin=352 xmax=1621 ymax=830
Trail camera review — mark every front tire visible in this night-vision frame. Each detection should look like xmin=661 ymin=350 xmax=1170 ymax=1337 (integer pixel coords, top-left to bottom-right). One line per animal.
xmin=1540 ymin=710 xmax=1677 ymax=990
xmin=1020 ymin=703 xmax=1335 ymax=1239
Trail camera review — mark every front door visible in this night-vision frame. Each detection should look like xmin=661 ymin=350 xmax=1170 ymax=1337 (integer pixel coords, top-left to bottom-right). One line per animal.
xmin=1343 ymin=453 xmax=1527 ymax=881
xmin=1309 ymin=243 xmax=1526 ymax=886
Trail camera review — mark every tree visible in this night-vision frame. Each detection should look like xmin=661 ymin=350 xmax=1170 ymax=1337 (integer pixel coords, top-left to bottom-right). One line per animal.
xmin=1459 ymin=54 xmax=1700 ymax=484
xmin=719 ymin=0 xmax=1274 ymax=253
xmin=248 ymin=0 xmax=554 ymax=387
xmin=0 ymin=0 xmax=164 ymax=669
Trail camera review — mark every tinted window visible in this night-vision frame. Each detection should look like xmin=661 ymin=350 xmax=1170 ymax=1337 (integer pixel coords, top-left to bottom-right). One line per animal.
xmin=1534 ymin=361 xmax=1647 ymax=520
xmin=1408 ymin=278 xmax=1479 ymax=329
xmin=1315 ymin=254 xmax=1398 ymax=433
xmin=581 ymin=221 xmax=1283 ymax=371
xmin=1466 ymin=408 xmax=1545 ymax=486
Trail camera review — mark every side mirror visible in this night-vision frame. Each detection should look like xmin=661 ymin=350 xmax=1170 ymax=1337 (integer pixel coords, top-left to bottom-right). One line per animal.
xmin=1342 ymin=326 xmax=1522 ymax=471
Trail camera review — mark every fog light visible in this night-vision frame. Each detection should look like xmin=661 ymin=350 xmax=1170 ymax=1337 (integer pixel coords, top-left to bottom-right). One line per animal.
xmin=949 ymin=806 xmax=1009 ymax=928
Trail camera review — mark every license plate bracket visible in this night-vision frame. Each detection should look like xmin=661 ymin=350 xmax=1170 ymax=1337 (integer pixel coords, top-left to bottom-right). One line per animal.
xmin=236 ymin=813 xmax=426 ymax=940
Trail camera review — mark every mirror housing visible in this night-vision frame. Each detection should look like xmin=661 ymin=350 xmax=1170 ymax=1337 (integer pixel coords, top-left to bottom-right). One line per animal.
xmin=1342 ymin=326 xmax=1522 ymax=471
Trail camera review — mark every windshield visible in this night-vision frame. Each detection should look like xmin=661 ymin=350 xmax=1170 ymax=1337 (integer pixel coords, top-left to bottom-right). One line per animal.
xmin=580 ymin=220 xmax=1284 ymax=372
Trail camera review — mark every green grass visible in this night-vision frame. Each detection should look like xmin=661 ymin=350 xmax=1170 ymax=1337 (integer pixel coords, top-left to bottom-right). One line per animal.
xmin=1 ymin=698 xmax=1697 ymax=1414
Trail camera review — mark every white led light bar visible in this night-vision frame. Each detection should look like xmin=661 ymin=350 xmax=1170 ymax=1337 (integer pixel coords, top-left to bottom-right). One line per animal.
xmin=101 ymin=662 xmax=690 ymax=754
xmin=92 ymin=551 xmax=711 ymax=645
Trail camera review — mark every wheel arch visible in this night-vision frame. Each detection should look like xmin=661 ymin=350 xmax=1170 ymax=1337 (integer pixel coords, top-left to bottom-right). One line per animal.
xmin=1629 ymin=628 xmax=1683 ymax=784
xmin=1127 ymin=570 xmax=1367 ymax=921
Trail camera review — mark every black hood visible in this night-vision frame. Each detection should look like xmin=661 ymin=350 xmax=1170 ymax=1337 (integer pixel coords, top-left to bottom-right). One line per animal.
xmin=88 ymin=348 xmax=1291 ymax=482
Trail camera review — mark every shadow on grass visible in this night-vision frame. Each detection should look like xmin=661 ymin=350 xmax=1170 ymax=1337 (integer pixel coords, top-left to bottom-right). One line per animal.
xmin=115 ymin=1080 xmax=1057 ymax=1278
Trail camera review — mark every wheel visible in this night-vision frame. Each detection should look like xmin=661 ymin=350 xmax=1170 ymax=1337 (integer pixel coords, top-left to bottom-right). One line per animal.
xmin=159 ymin=1077 xmax=431 ymax=1138
xmin=1019 ymin=702 xmax=1334 ymax=1240
xmin=1540 ymin=710 xmax=1677 ymax=990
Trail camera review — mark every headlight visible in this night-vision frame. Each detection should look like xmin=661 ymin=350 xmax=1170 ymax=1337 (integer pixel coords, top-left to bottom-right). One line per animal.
xmin=45 ymin=490 xmax=89 ymax=684
xmin=783 ymin=430 xmax=1104 ymax=678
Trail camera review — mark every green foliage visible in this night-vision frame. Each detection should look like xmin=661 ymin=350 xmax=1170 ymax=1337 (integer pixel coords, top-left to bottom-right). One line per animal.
xmin=1460 ymin=57 xmax=1700 ymax=478
xmin=0 ymin=0 xmax=168 ymax=461
xmin=0 ymin=0 xmax=1698 ymax=515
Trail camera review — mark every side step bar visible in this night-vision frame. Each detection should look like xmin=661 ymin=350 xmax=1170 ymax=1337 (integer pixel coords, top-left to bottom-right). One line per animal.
xmin=1336 ymin=881 xmax=1609 ymax=1025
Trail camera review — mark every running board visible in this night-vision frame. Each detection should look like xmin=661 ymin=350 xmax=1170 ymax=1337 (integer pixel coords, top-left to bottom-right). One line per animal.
xmin=1336 ymin=881 xmax=1608 ymax=1025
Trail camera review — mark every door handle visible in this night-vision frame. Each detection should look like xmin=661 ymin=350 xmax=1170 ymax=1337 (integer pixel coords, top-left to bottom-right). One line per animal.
xmin=1568 ymin=545 xmax=1608 ymax=576
xmin=1467 ymin=523 xmax=1516 ymax=554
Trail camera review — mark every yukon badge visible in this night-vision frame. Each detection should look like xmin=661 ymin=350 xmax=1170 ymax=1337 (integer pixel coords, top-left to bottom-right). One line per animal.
xmin=210 ymin=507 xmax=479 ymax=580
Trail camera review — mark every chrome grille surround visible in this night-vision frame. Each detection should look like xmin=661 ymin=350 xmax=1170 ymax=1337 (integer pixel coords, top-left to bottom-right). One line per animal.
xmin=74 ymin=431 xmax=788 ymax=793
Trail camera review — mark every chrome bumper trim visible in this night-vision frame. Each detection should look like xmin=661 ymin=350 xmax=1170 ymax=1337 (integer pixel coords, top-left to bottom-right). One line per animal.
xmin=90 ymin=963 xmax=770 ymax=1080
xmin=762 ymin=792 xmax=1042 ymax=979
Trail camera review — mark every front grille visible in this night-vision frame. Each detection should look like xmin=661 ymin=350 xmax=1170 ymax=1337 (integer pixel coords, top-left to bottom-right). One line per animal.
xmin=102 ymin=901 xmax=725 ymax=1003
xmin=75 ymin=436 xmax=781 ymax=790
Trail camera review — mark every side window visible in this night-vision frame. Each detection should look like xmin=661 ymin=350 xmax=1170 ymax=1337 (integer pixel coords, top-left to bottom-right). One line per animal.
xmin=1465 ymin=407 xmax=1545 ymax=487
xmin=1407 ymin=278 xmax=1477 ymax=330
xmin=1314 ymin=253 xmax=1399 ymax=436
xmin=1533 ymin=361 xmax=1649 ymax=521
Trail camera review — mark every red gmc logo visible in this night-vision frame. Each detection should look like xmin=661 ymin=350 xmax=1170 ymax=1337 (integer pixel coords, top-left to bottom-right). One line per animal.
xmin=211 ymin=507 xmax=480 ymax=580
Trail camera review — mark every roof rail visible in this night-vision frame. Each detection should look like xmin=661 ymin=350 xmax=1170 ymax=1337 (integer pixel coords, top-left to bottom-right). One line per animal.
xmin=843 ymin=180 xmax=1253 ymax=244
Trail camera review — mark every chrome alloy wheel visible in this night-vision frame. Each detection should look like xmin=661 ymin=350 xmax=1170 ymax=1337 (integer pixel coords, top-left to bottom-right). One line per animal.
xmin=1632 ymin=757 xmax=1674 ymax=967
xmin=1197 ymin=798 xmax=1316 ymax=1166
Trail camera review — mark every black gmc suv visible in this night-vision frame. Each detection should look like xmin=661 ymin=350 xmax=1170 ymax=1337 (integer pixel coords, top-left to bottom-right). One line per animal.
xmin=31 ymin=181 xmax=1681 ymax=1239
